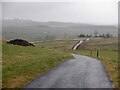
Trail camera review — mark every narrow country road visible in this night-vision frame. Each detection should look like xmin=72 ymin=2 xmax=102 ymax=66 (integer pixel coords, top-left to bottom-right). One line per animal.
xmin=24 ymin=54 xmax=113 ymax=88
xmin=72 ymin=38 xmax=89 ymax=50
xmin=73 ymin=40 xmax=83 ymax=50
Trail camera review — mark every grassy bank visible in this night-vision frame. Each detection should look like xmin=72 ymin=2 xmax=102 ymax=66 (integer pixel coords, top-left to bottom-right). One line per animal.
xmin=2 ymin=41 xmax=72 ymax=88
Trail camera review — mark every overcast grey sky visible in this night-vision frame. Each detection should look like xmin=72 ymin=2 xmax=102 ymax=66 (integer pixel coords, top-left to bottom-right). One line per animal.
xmin=2 ymin=0 xmax=119 ymax=25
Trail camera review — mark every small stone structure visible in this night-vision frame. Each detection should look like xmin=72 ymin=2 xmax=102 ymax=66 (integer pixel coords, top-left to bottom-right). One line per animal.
xmin=7 ymin=39 xmax=35 ymax=47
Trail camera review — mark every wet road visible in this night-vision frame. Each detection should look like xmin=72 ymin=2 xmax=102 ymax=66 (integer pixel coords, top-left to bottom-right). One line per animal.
xmin=25 ymin=54 xmax=113 ymax=88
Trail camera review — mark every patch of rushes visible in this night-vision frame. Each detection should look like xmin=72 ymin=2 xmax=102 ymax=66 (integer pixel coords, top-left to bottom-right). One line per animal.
xmin=70 ymin=50 xmax=119 ymax=89
xmin=2 ymin=42 xmax=72 ymax=88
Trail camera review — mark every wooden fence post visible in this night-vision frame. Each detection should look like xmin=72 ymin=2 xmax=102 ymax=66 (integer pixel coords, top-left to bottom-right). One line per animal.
xmin=97 ymin=50 xmax=99 ymax=57
xmin=90 ymin=50 xmax=92 ymax=56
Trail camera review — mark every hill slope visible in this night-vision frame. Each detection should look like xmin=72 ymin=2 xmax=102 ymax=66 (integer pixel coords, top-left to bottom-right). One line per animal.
xmin=2 ymin=19 xmax=118 ymax=41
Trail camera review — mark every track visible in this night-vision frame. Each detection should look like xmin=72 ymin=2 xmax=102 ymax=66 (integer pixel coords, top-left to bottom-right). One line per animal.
xmin=24 ymin=54 xmax=113 ymax=88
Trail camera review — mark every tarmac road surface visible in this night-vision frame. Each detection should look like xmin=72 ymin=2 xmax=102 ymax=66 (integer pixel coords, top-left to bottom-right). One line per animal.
xmin=24 ymin=54 xmax=113 ymax=88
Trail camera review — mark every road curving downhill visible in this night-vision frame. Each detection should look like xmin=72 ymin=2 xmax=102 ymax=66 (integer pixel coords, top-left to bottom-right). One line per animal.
xmin=24 ymin=54 xmax=113 ymax=88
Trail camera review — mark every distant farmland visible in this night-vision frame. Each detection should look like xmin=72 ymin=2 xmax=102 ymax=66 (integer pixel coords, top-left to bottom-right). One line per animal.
xmin=2 ymin=20 xmax=118 ymax=41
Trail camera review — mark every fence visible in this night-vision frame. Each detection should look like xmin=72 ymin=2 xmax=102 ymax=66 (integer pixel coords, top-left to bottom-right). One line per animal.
xmin=90 ymin=50 xmax=99 ymax=57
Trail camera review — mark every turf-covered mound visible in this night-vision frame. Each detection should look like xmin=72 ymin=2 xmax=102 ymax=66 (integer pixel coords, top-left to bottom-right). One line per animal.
xmin=7 ymin=39 xmax=34 ymax=47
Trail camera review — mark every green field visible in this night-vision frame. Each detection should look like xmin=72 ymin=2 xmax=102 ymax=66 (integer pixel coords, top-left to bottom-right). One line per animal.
xmin=2 ymin=37 xmax=119 ymax=89
xmin=2 ymin=41 xmax=72 ymax=88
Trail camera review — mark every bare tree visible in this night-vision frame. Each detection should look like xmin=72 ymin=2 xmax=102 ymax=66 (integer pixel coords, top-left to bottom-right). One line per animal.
xmin=94 ymin=31 xmax=99 ymax=36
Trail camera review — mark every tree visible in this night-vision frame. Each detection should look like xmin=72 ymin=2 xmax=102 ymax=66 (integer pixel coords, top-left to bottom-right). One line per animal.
xmin=102 ymin=34 xmax=106 ymax=38
xmin=94 ymin=31 xmax=99 ymax=37
xmin=78 ymin=34 xmax=86 ymax=38
xmin=106 ymin=33 xmax=113 ymax=38
xmin=86 ymin=34 xmax=92 ymax=38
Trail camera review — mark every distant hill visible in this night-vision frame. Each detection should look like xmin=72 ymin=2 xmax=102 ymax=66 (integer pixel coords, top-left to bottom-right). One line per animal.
xmin=2 ymin=19 xmax=118 ymax=41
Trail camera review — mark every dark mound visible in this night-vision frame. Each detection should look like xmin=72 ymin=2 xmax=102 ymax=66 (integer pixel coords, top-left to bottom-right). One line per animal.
xmin=7 ymin=39 xmax=34 ymax=47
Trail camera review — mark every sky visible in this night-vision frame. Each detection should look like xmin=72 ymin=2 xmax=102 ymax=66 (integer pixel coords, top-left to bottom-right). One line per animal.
xmin=1 ymin=0 xmax=119 ymax=25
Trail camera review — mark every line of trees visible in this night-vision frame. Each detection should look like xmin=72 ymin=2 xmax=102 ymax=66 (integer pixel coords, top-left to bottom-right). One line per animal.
xmin=78 ymin=34 xmax=91 ymax=38
xmin=78 ymin=33 xmax=113 ymax=38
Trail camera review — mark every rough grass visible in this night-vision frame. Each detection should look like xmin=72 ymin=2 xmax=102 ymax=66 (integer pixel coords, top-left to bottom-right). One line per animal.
xmin=2 ymin=37 xmax=119 ymax=89
xmin=78 ymin=38 xmax=118 ymax=50
xmin=36 ymin=40 xmax=77 ymax=50
xmin=2 ymin=42 xmax=72 ymax=88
